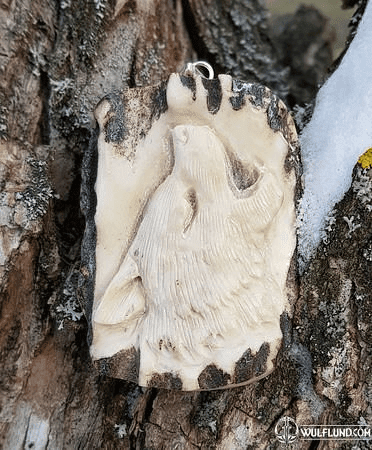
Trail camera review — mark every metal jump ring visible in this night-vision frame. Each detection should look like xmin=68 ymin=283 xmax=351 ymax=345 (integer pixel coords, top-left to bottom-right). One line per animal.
xmin=184 ymin=61 xmax=214 ymax=80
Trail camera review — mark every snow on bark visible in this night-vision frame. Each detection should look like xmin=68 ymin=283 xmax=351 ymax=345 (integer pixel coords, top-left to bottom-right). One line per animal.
xmin=298 ymin=0 xmax=372 ymax=268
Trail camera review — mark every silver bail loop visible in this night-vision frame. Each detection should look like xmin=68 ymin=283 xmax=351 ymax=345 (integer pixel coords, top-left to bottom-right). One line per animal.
xmin=184 ymin=61 xmax=214 ymax=80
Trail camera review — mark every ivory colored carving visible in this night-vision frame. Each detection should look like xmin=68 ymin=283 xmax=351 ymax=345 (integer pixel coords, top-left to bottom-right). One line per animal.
xmin=80 ymin=72 xmax=298 ymax=390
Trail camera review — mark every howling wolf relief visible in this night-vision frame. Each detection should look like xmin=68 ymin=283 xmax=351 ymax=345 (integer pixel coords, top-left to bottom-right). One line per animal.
xmin=81 ymin=71 xmax=298 ymax=390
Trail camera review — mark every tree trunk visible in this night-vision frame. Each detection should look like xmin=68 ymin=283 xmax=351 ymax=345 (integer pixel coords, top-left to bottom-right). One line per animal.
xmin=0 ymin=0 xmax=371 ymax=449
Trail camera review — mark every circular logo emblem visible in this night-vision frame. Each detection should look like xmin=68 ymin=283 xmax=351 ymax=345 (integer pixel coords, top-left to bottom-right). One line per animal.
xmin=275 ymin=416 xmax=299 ymax=444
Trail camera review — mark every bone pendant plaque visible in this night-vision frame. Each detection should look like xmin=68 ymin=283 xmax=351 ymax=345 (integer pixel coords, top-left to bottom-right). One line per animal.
xmin=80 ymin=70 xmax=298 ymax=390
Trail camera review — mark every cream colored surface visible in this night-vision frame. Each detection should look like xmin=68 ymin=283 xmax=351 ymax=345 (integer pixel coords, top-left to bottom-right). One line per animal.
xmin=92 ymin=74 xmax=297 ymax=390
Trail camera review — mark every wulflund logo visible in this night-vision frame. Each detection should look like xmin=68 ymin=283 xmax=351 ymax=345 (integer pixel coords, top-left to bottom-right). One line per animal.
xmin=275 ymin=416 xmax=372 ymax=444
xmin=275 ymin=416 xmax=299 ymax=444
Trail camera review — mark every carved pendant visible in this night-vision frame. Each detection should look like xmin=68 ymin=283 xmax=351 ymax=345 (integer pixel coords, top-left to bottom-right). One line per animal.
xmin=80 ymin=66 xmax=299 ymax=390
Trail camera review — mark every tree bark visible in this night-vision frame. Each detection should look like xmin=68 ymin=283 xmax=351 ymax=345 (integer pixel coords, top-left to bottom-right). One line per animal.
xmin=0 ymin=0 xmax=371 ymax=449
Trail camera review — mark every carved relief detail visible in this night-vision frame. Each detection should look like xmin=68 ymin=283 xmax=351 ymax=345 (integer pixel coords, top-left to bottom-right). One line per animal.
xmin=85 ymin=73 xmax=298 ymax=390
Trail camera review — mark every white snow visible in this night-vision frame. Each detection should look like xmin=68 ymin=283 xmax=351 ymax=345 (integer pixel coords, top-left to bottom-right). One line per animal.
xmin=298 ymin=1 xmax=372 ymax=267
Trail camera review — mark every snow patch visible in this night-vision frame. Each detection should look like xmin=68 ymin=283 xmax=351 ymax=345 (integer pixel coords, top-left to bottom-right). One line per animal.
xmin=298 ymin=1 xmax=372 ymax=267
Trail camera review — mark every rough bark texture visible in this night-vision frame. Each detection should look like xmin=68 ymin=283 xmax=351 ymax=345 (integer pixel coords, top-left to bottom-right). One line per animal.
xmin=269 ymin=5 xmax=335 ymax=106
xmin=0 ymin=0 xmax=371 ymax=449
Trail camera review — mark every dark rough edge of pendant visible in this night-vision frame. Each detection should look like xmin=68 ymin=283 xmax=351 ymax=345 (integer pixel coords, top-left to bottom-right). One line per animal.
xmin=78 ymin=125 xmax=99 ymax=346
xmin=94 ymin=347 xmax=140 ymax=384
xmin=230 ymin=78 xmax=301 ymax=177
